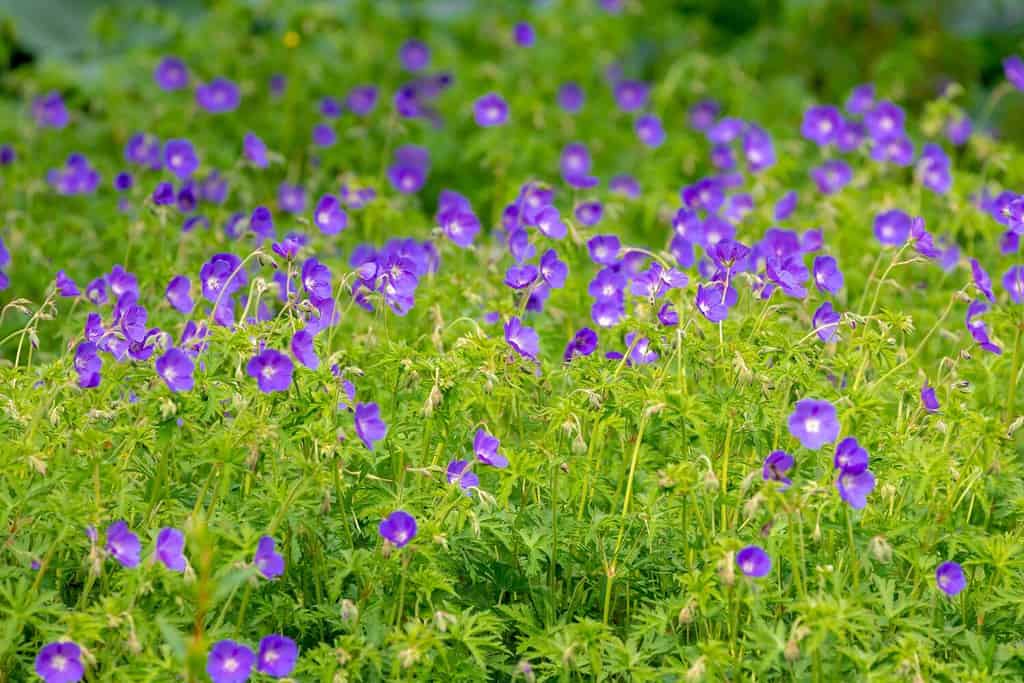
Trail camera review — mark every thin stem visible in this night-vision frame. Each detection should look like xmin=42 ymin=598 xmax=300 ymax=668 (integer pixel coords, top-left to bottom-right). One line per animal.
xmin=1006 ymin=324 xmax=1022 ymax=422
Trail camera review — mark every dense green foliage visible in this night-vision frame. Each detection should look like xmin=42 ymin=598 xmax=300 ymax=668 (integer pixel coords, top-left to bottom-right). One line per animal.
xmin=1 ymin=1 xmax=1024 ymax=681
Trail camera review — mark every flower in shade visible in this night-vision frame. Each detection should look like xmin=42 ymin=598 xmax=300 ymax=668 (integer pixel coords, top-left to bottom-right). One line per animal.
xmin=810 ymin=159 xmax=852 ymax=195
xmin=936 ymin=561 xmax=966 ymax=596
xmin=812 ymin=301 xmax=841 ymax=342
xmin=246 ymin=349 xmax=294 ymax=393
xmin=1003 ymin=265 xmax=1024 ymax=303
xmin=557 ymin=82 xmax=584 ymax=113
xmin=196 ymin=77 xmax=240 ymax=113
xmin=635 ymin=114 xmax=665 ymax=147
xmin=156 ymin=348 xmax=195 ymax=392
xmin=833 ymin=437 xmax=868 ymax=474
xmin=1004 ymin=55 xmax=1024 ymax=91
xmin=254 ymin=536 xmax=284 ymax=579
xmin=243 ymin=132 xmax=268 ymax=168
xmin=613 ymin=80 xmax=649 ymax=112
xmin=257 ymin=635 xmax=298 ymax=678
xmin=105 ymin=520 xmax=141 ymax=568
xmin=290 ymin=329 xmax=318 ymax=370
xmin=921 ymin=382 xmax=940 ymax=412
xmin=113 ymin=172 xmax=133 ymax=192
xmin=0 ymin=144 xmax=15 ymax=165
xmin=164 ymin=139 xmax=198 ymax=179
xmin=33 ymin=92 xmax=69 ymax=129
xmin=155 ymin=56 xmax=189 ymax=90
xmin=153 ymin=181 xmax=175 ymax=205
xmin=564 ymin=327 xmax=598 ymax=362
xmin=801 ymin=105 xmax=841 ymax=145
xmin=504 ymin=316 xmax=539 ymax=360
xmin=354 ymin=402 xmax=387 ymax=450
xmin=400 ymin=39 xmax=430 ymax=71
xmin=207 ymin=640 xmax=255 ymax=683
xmin=736 ymin=546 xmax=771 ymax=578
xmin=812 ymin=255 xmax=844 ymax=295
xmin=513 ymin=22 xmax=535 ymax=46
xmin=971 ymin=259 xmax=995 ymax=302
xmin=946 ymin=115 xmax=972 ymax=146
xmin=472 ymin=427 xmax=508 ymax=469
xmin=56 ymin=270 xmax=80 ymax=297
xmin=379 ymin=510 xmax=417 ymax=548
xmin=474 ymin=92 xmax=509 ymax=127
xmin=873 ymin=209 xmax=911 ymax=246
xmin=837 ymin=468 xmax=875 ymax=509
xmin=156 ymin=527 xmax=187 ymax=571
xmin=313 ymin=195 xmax=348 ymax=235
xmin=346 ymin=85 xmax=379 ymax=115
xmin=788 ymin=399 xmax=839 ymax=450
xmin=762 ymin=450 xmax=794 ymax=489
xmin=35 ymin=641 xmax=84 ymax=683
xmin=447 ymin=460 xmax=480 ymax=493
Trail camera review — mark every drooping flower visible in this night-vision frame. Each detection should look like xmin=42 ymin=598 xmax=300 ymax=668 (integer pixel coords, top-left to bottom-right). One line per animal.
xmin=837 ymin=468 xmax=876 ymax=509
xmin=504 ymin=316 xmax=539 ymax=360
xmin=290 ymin=329 xmax=319 ymax=370
xmin=354 ymin=402 xmax=387 ymax=450
xmin=55 ymin=270 xmax=80 ymax=297
xmin=474 ymin=92 xmax=509 ymax=127
xmin=196 ymin=77 xmax=240 ymax=113
xmin=257 ymin=634 xmax=298 ymax=678
xmin=164 ymin=275 xmax=194 ymax=314
xmin=762 ymin=450 xmax=794 ymax=489
xmin=788 ymin=399 xmax=839 ymax=450
xmin=966 ymin=300 xmax=1002 ymax=355
xmin=908 ymin=217 xmax=941 ymax=259
xmin=35 ymin=641 xmax=85 ymax=683
xmin=1003 ymin=265 xmax=1024 ymax=303
xmin=246 ymin=349 xmax=294 ymax=393
xmin=207 ymin=640 xmax=255 ymax=683
xmin=155 ymin=527 xmax=187 ymax=571
xmin=971 ymin=259 xmax=995 ymax=302
xmin=254 ymin=536 xmax=284 ymax=579
xmin=447 ymin=460 xmax=480 ymax=492
xmin=105 ymin=520 xmax=141 ymax=568
xmin=812 ymin=301 xmax=841 ymax=342
xmin=774 ymin=191 xmax=798 ymax=221
xmin=470 ymin=428 xmax=507 ymax=469
xmin=936 ymin=561 xmax=967 ymax=596
xmin=564 ymin=327 xmax=598 ymax=362
xmin=156 ymin=348 xmax=195 ymax=392
xmin=379 ymin=510 xmax=417 ymax=548
xmin=921 ymin=383 xmax=940 ymax=412
xmin=736 ymin=545 xmax=771 ymax=578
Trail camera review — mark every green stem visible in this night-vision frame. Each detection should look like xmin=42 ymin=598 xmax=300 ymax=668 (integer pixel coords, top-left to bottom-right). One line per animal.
xmin=1006 ymin=324 xmax=1022 ymax=422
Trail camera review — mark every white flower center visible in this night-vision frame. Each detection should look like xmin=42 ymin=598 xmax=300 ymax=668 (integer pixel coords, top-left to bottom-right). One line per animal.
xmin=53 ymin=655 xmax=67 ymax=671
xmin=317 ymin=211 xmax=330 ymax=225
xmin=261 ymin=365 xmax=276 ymax=380
xmin=742 ymin=561 xmax=754 ymax=574
xmin=265 ymin=650 xmax=279 ymax=663
xmin=805 ymin=418 xmax=821 ymax=434
xmin=224 ymin=657 xmax=238 ymax=672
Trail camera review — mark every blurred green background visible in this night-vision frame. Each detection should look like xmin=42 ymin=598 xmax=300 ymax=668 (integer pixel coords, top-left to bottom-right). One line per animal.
xmin=1 ymin=0 xmax=1023 ymax=142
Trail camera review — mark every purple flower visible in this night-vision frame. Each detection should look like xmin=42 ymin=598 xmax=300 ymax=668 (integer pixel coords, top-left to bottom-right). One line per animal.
xmin=845 ymin=83 xmax=874 ymax=114
xmin=207 ymin=640 xmax=255 ymax=683
xmin=291 ymin=329 xmax=319 ymax=370
xmin=681 ymin=177 xmax=724 ymax=212
xmin=447 ymin=460 xmax=480 ymax=492
xmin=812 ymin=255 xmax=844 ymax=294
xmin=74 ymin=341 xmax=102 ymax=388
xmin=575 ymin=201 xmax=603 ymax=226
xmin=921 ymin=383 xmax=940 ymax=412
xmin=918 ymin=143 xmax=952 ymax=194
xmin=33 ymin=92 xmax=69 ymax=129
xmin=155 ymin=56 xmax=189 ymax=90
xmin=936 ymin=561 xmax=967 ymax=595
xmin=472 ymin=429 xmax=509 ymax=470
xmin=870 ymin=136 xmax=915 ymax=166
xmin=164 ymin=139 xmax=198 ymax=179
xmin=355 ymin=402 xmax=387 ymax=450
xmin=440 ymin=206 xmax=480 ymax=248
xmin=947 ymin=115 xmax=972 ymax=146
xmin=539 ymin=249 xmax=568 ymax=289
xmin=557 ymin=82 xmax=584 ymax=113
xmin=788 ymin=399 xmax=839 ymax=450
xmin=313 ymin=195 xmax=348 ymax=235
xmin=200 ymin=253 xmax=246 ymax=302
xmin=836 ymin=118 xmax=866 ymax=152
xmin=743 ymin=126 xmax=776 ymax=172
xmin=966 ymin=300 xmax=1002 ymax=355
xmin=56 ymin=270 xmax=80 ymax=297
xmin=909 ymin=217 xmax=941 ymax=259
xmin=609 ymin=175 xmax=640 ymax=198
xmin=613 ymin=80 xmax=649 ymax=113
xmin=874 ymin=209 xmax=911 ymax=246
xmin=837 ymin=468 xmax=875 ymax=509
xmin=736 ymin=546 xmax=771 ymax=578
xmin=278 ymin=183 xmax=306 ymax=214
xmin=513 ymin=22 xmax=535 ymax=46
xmin=689 ymin=99 xmax=720 ymax=131
xmin=535 ymin=206 xmax=567 ymax=240
xmin=380 ymin=510 xmax=417 ymax=548
xmin=626 ymin=332 xmax=658 ymax=365
xmin=812 ymin=302 xmax=841 ymax=342
xmin=587 ymin=235 xmax=620 ymax=265
xmin=312 ymin=123 xmax=336 ymax=147
xmin=810 ymin=159 xmax=852 ymax=195
xmin=196 ymin=77 xmax=240 ymax=113
xmin=592 ymin=298 xmax=625 ymax=328
xmin=504 ymin=316 xmax=539 ymax=360
xmin=246 ymin=349 xmax=294 ymax=393
xmin=35 ymin=642 xmax=84 ymax=683
xmin=254 ymin=536 xmax=284 ymax=579
xmin=866 ymin=100 xmax=905 ymax=141
xmin=971 ymin=259 xmax=995 ymax=301
xmin=774 ymin=191 xmax=798 ymax=221
xmin=505 ymin=264 xmax=538 ymax=290
xmin=113 ymin=172 xmax=133 ymax=192
xmin=257 ymin=635 xmax=298 ymax=678
xmin=400 ymin=40 xmax=430 ymax=71
xmin=1004 ymin=55 xmax=1024 ymax=91
xmin=695 ymin=283 xmax=730 ymax=323
xmin=165 ymin=275 xmax=194 ymax=314
xmin=105 ymin=520 xmax=141 ymax=568
xmin=1003 ymin=265 xmax=1024 ymax=303
xmin=156 ymin=527 xmax=187 ymax=571
xmin=564 ymin=328 xmax=598 ymax=362
xmin=762 ymin=450 xmax=794 ymax=489
xmin=801 ymin=105 xmax=842 ymax=145
xmin=0 ymin=144 xmax=15 ymax=165
xmin=388 ymin=145 xmax=430 ymax=194
xmin=346 ymin=85 xmax=379 ymax=116
xmin=156 ymin=348 xmax=195 ymax=392
xmin=243 ymin=132 xmax=268 ymax=168
xmin=635 ymin=114 xmax=665 ymax=147
xmin=833 ymin=436 xmax=868 ymax=474
xmin=474 ymin=92 xmax=509 ymax=127
xmin=765 ymin=255 xmax=809 ymax=299
xmin=153 ymin=181 xmax=175 ymax=205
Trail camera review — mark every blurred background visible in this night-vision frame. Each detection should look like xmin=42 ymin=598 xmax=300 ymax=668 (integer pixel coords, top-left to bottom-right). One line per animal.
xmin=1 ymin=0 xmax=1023 ymax=142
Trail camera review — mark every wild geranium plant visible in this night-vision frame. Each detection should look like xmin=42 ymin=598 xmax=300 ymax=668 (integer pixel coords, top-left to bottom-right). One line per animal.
xmin=1 ymin=1 xmax=1024 ymax=680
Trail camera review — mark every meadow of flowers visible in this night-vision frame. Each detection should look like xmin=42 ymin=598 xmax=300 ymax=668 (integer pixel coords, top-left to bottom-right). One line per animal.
xmin=2 ymin=1 xmax=1024 ymax=681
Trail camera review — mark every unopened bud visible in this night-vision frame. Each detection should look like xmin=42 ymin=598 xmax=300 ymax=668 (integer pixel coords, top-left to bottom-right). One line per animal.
xmin=718 ymin=552 xmax=735 ymax=586
xmin=686 ymin=656 xmax=707 ymax=681
xmin=868 ymin=535 xmax=892 ymax=564
xmin=340 ymin=599 xmax=358 ymax=622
